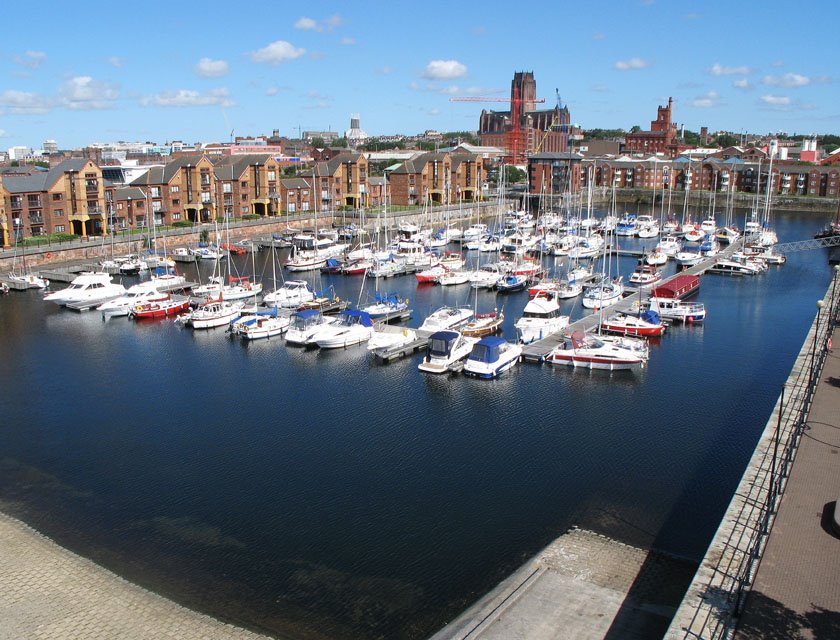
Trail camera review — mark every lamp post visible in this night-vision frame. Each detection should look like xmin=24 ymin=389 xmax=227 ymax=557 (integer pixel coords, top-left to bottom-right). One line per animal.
xmin=830 ymin=264 xmax=840 ymax=327
xmin=810 ymin=299 xmax=824 ymax=391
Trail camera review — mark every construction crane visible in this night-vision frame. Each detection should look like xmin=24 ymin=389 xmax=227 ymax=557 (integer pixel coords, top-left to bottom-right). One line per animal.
xmin=450 ymin=93 xmax=545 ymax=165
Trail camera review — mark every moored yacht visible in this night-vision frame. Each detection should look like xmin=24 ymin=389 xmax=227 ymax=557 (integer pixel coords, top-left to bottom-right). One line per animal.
xmin=545 ymin=330 xmax=649 ymax=371
xmin=463 ymin=336 xmax=522 ymax=379
xmin=418 ymin=330 xmax=478 ymax=374
xmin=515 ymin=292 xmax=570 ymax=344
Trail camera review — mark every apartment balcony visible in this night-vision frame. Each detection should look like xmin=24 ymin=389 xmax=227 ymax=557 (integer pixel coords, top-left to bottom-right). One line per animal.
xmin=28 ymin=214 xmax=44 ymax=225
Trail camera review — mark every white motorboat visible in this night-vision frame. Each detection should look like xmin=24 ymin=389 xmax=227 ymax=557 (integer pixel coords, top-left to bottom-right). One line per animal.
xmin=657 ymin=236 xmax=682 ymax=257
xmin=262 ymin=280 xmax=315 ymax=308
xmin=230 ymin=308 xmax=290 ymax=340
xmin=367 ymin=325 xmax=418 ymax=354
xmin=645 ymin=249 xmax=668 ymax=266
xmin=285 ymin=309 xmax=337 ymax=345
xmin=710 ymin=259 xmax=762 ymax=276
xmin=43 ymin=272 xmax=126 ymax=307
xmin=545 ymin=330 xmax=649 ymax=371
xmin=648 ymin=297 xmax=706 ymax=323
xmin=470 ymin=264 xmax=504 ymax=289
xmin=360 ymin=292 xmax=410 ymax=320
xmin=628 ymin=264 xmax=662 ymax=287
xmin=311 ymin=310 xmax=374 ymax=349
xmin=8 ymin=272 xmax=49 ymax=289
xmin=461 ymin=224 xmax=488 ymax=243
xmin=97 ymin=282 xmax=168 ymax=318
xmin=418 ymin=330 xmax=478 ymax=374
xmin=675 ymin=251 xmax=703 ymax=267
xmin=419 ymin=306 xmax=474 ymax=332
xmin=438 ymin=270 xmax=471 ymax=286
xmin=181 ymin=298 xmax=244 ymax=329
xmin=463 ymin=336 xmax=523 ymax=379
xmin=515 ymin=292 xmax=570 ymax=344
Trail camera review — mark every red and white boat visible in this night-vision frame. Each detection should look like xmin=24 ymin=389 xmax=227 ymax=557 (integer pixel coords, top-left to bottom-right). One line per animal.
xmin=600 ymin=309 xmax=665 ymax=337
xmin=628 ymin=263 xmax=663 ymax=287
xmin=131 ymin=294 xmax=191 ymax=319
xmin=415 ymin=265 xmax=447 ymax=284
xmin=545 ymin=330 xmax=649 ymax=371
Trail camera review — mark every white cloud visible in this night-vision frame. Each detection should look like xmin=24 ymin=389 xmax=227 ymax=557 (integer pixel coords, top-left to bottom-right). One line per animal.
xmin=305 ymin=90 xmax=328 ymax=100
xmin=14 ymin=50 xmax=47 ymax=69
xmin=295 ymin=17 xmax=318 ymax=30
xmin=688 ymin=90 xmax=719 ymax=108
xmin=762 ymin=73 xmax=810 ymax=87
xmin=0 ymin=90 xmax=51 ymax=114
xmin=195 ymin=57 xmax=229 ymax=77
xmin=250 ymin=41 xmax=306 ymax=64
xmin=295 ymin=14 xmax=342 ymax=32
xmin=733 ymin=78 xmax=752 ymax=90
xmin=428 ymin=108 xmax=441 ymax=116
xmin=106 ymin=56 xmax=124 ymax=68
xmin=614 ymin=58 xmax=649 ymax=71
xmin=709 ymin=63 xmax=751 ymax=76
xmin=422 ymin=59 xmax=467 ymax=80
xmin=58 ymin=76 xmax=119 ymax=110
xmin=265 ymin=87 xmax=279 ymax=96
xmin=340 ymin=37 xmax=356 ymax=46
xmin=0 ymin=129 xmax=8 ymax=137
xmin=143 ymin=88 xmax=233 ymax=107
xmin=760 ymin=94 xmax=791 ymax=106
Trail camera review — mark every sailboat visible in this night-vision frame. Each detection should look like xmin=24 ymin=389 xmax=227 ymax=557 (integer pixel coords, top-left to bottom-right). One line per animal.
xmin=230 ymin=243 xmax=289 ymax=339
xmin=8 ymin=225 xmax=49 ymax=289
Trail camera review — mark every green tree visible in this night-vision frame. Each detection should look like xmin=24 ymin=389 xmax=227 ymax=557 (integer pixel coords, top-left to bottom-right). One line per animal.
xmin=715 ymin=134 xmax=739 ymax=148
xmin=310 ymin=136 xmax=325 ymax=148
xmin=629 ymin=125 xmax=642 ymax=133
xmin=505 ymin=166 xmax=527 ymax=184
xmin=333 ymin=137 xmax=348 ymax=148
xmin=283 ymin=165 xmax=298 ymax=177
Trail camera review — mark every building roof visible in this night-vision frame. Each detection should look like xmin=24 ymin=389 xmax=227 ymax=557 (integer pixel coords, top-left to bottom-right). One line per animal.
xmin=390 ymin=152 xmax=449 ymax=175
xmin=279 ymin=177 xmax=313 ymax=189
xmin=212 ymin=154 xmax=274 ymax=180
xmin=3 ymin=158 xmax=92 ymax=193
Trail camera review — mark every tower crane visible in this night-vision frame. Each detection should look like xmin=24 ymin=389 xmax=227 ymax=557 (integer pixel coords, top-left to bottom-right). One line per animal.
xmin=450 ymin=93 xmax=545 ymax=165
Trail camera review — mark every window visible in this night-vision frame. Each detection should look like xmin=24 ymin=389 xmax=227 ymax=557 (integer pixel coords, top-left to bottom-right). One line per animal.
xmin=223 ymin=183 xmax=232 ymax=193
xmin=201 ymin=192 xmax=211 ymax=204
xmin=172 ymin=199 xmax=180 ymax=205
xmin=267 ymin=170 xmax=276 ymax=181
xmin=55 ymin=224 xmax=65 ymax=232
xmin=52 ymin=193 xmax=63 ymax=201
xmin=173 ymin=213 xmax=181 ymax=221
xmin=241 ymin=206 xmax=249 ymax=214
xmin=241 ymin=181 xmax=248 ymax=188
xmin=171 ymin=185 xmax=179 ymax=193
xmin=151 ymin=187 xmax=161 ymax=198
xmin=287 ymin=203 xmax=296 ymax=213
xmin=242 ymin=194 xmax=248 ymax=201
xmin=54 ymin=209 xmax=64 ymax=217
xmin=28 ymin=194 xmax=42 ymax=207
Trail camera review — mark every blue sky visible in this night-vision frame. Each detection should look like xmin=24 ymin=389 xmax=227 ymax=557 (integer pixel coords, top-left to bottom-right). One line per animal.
xmin=1 ymin=0 xmax=838 ymax=150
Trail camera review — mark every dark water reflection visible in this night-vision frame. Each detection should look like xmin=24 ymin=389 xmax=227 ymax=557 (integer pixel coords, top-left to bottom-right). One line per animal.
xmin=0 ymin=206 xmax=834 ymax=639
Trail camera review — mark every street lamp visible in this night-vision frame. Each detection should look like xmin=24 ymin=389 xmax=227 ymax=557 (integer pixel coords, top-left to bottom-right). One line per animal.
xmin=830 ymin=264 xmax=840 ymax=327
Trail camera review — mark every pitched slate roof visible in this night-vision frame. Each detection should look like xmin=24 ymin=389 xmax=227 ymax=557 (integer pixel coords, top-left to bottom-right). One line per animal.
xmin=3 ymin=158 xmax=92 ymax=193
xmin=279 ymin=178 xmax=313 ymax=189
xmin=390 ymin=152 xmax=448 ymax=175
xmin=213 ymin=154 xmax=274 ymax=180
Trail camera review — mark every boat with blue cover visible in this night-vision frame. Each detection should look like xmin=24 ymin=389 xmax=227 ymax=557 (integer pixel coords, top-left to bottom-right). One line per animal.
xmin=463 ymin=336 xmax=522 ymax=379
xmin=311 ymin=309 xmax=374 ymax=349
xmin=418 ymin=330 xmax=478 ymax=374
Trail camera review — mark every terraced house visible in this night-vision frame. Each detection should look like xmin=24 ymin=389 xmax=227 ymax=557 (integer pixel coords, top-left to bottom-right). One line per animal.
xmin=306 ymin=151 xmax=368 ymax=211
xmin=0 ymin=159 xmax=109 ymax=243
xmin=388 ymin=153 xmax=452 ymax=207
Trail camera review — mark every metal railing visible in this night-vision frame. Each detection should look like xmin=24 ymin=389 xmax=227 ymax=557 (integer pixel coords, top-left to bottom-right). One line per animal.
xmin=677 ymin=267 xmax=840 ymax=639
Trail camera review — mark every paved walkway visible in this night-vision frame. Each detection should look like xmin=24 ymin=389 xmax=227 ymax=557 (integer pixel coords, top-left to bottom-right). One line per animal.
xmin=734 ymin=325 xmax=840 ymax=639
xmin=430 ymin=528 xmax=691 ymax=640
xmin=0 ymin=513 xmax=270 ymax=640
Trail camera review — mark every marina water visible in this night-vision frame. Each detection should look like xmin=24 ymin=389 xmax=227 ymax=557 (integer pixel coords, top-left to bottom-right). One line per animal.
xmin=0 ymin=206 xmax=835 ymax=639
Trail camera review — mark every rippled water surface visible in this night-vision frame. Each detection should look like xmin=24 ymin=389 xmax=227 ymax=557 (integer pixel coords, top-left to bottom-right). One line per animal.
xmin=0 ymin=206 xmax=835 ymax=639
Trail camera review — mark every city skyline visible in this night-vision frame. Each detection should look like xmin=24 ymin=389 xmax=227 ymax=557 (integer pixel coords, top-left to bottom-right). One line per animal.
xmin=1 ymin=0 xmax=838 ymax=150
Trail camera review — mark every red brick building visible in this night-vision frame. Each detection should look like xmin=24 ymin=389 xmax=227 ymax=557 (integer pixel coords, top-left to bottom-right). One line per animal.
xmin=625 ymin=98 xmax=680 ymax=156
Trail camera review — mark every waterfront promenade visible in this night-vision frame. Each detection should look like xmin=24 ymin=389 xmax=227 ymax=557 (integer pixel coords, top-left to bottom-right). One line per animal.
xmin=0 ymin=513 xmax=269 ymax=640
xmin=667 ymin=272 xmax=840 ymax=639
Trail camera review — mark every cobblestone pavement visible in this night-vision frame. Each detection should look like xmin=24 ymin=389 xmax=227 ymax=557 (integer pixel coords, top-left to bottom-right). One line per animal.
xmin=0 ymin=513 xmax=271 ymax=640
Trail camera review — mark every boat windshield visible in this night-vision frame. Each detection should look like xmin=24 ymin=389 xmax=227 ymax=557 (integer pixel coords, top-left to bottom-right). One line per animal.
xmin=428 ymin=337 xmax=454 ymax=357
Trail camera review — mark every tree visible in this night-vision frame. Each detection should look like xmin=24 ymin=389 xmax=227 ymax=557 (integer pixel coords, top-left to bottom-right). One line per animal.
xmin=310 ymin=136 xmax=325 ymax=149
xmin=283 ymin=165 xmax=298 ymax=177
xmin=333 ymin=137 xmax=348 ymax=148
xmin=505 ymin=166 xmax=527 ymax=184
xmin=629 ymin=125 xmax=642 ymax=134
xmin=715 ymin=134 xmax=739 ymax=148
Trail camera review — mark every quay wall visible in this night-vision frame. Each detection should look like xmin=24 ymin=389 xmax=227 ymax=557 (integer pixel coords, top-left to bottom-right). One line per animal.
xmin=605 ymin=188 xmax=839 ymax=213
xmin=665 ymin=272 xmax=840 ymax=639
xmin=0 ymin=201 xmax=499 ymax=273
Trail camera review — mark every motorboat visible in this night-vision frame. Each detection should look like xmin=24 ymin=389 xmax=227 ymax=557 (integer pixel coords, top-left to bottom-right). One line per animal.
xmin=181 ymin=298 xmax=244 ymax=329
xmin=699 ymin=235 xmax=720 ymax=256
xmin=601 ymin=309 xmax=665 ymax=337
xmin=657 ymin=236 xmax=682 ymax=257
xmin=97 ymin=282 xmax=168 ymax=318
xmin=545 ymin=330 xmax=649 ymax=371
xmin=418 ymin=306 xmax=473 ymax=332
xmin=130 ymin=294 xmax=191 ymax=319
xmin=515 ymin=292 xmax=570 ymax=344
xmin=675 ymin=250 xmax=703 ymax=267
xmin=581 ymin=277 xmax=624 ymax=309
xmin=418 ymin=330 xmax=478 ymax=374
xmin=700 ymin=216 xmax=718 ymax=235
xmin=438 ymin=270 xmax=471 ymax=286
xmin=367 ymin=325 xmax=418 ymax=354
xmin=556 ymin=279 xmax=583 ymax=299
xmin=648 ymin=296 xmax=706 ymax=323
xmin=415 ymin=265 xmax=447 ymax=284
xmin=7 ymin=272 xmax=49 ymax=289
xmin=628 ymin=264 xmax=662 ymax=287
xmin=495 ymin=273 xmax=528 ymax=293
xmin=262 ymin=280 xmax=315 ymax=308
xmin=463 ymin=336 xmax=523 ymax=379
xmin=615 ymin=214 xmax=637 ymax=237
xmin=312 ymin=309 xmax=374 ymax=349
xmin=644 ymin=249 xmax=668 ymax=266
xmin=229 ymin=308 xmax=290 ymax=340
xmin=285 ymin=309 xmax=337 ymax=346
xmin=684 ymin=226 xmax=705 ymax=243
xmin=470 ymin=264 xmax=504 ymax=289
xmin=43 ymin=272 xmax=126 ymax=307
xmin=360 ymin=292 xmax=410 ymax=320
xmin=710 ymin=259 xmax=762 ymax=276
